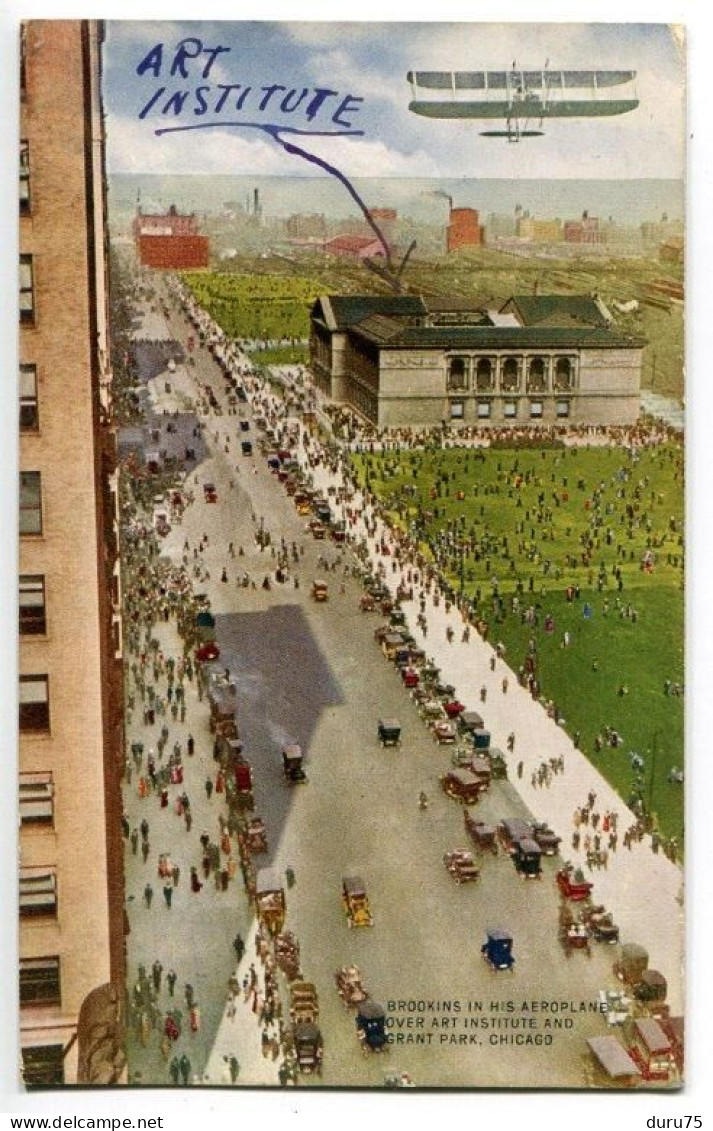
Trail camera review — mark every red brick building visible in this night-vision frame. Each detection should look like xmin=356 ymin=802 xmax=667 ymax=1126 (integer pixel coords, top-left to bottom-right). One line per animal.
xmin=447 ymin=207 xmax=485 ymax=252
xmin=134 ymin=204 xmax=210 ymax=268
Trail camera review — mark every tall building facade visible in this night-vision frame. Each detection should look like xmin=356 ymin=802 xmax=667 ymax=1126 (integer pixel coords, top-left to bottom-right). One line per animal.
xmin=19 ymin=20 xmax=125 ymax=1088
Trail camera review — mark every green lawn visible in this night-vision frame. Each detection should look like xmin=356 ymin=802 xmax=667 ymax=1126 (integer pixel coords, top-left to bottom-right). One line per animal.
xmin=352 ymin=443 xmax=684 ymax=841
xmin=181 ymin=271 xmax=323 ymax=340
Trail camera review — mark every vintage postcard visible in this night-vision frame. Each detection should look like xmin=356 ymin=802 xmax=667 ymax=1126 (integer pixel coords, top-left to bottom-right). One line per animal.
xmin=17 ymin=18 xmax=685 ymax=1091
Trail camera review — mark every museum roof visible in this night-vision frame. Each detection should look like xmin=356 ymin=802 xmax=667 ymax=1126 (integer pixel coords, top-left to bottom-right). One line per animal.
xmin=313 ymin=294 xmax=427 ymax=331
xmin=348 ymin=320 xmax=646 ymax=350
xmin=503 ymin=294 xmax=611 ymax=328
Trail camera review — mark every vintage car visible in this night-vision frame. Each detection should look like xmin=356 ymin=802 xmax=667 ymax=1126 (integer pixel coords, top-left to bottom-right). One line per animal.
xmin=294 ymin=1022 xmax=323 ymax=1075
xmin=614 ymin=943 xmax=649 ymax=986
xmin=469 ymin=756 xmax=492 ymax=791
xmin=359 ymin=593 xmax=376 ymax=613
xmin=633 ymin=970 xmax=667 ymax=1004
xmin=433 ymin=720 xmax=458 ymax=745
xmin=331 ymin=523 xmax=347 ymax=543
xmin=472 ymin=727 xmax=491 ymax=751
xmin=556 ymin=864 xmax=594 ymax=901
xmin=582 ymin=905 xmax=620 ymax=944
xmin=335 ymin=965 xmax=369 ymax=1009
xmin=239 ymin=420 xmax=250 ymax=432
xmin=255 ymin=867 xmax=286 ymax=935
xmin=195 ymin=641 xmax=220 ymax=663
xmin=290 ymin=981 xmax=319 ymax=1025
xmin=443 ymin=850 xmax=480 ymax=884
xmin=487 ymin=747 xmax=509 ymax=780
xmin=498 ymin=819 xmax=533 ymax=855
xmin=443 ymin=699 xmax=466 ymax=719
xmin=241 ymin=440 xmax=253 ymax=456
xmin=458 ymin=710 xmax=485 ymax=736
xmin=342 ymin=876 xmax=374 ymax=928
xmin=246 ymin=817 xmax=268 ymax=855
xmin=311 ymin=579 xmax=329 ymax=602
xmin=513 ymin=837 xmax=542 ymax=879
xmin=463 ymin=812 xmax=498 ymax=855
xmin=401 ymin=667 xmax=420 ymax=689
xmin=308 ymin=520 xmax=326 ymax=540
xmin=482 ymin=929 xmax=514 ymax=972
xmin=440 ymin=771 xmax=483 ymax=806
xmin=203 ymin=482 xmax=218 ymax=503
xmin=531 ymin=822 xmax=561 ymax=857
xmin=356 ymin=1002 xmax=389 ymax=1054
xmin=377 ymin=719 xmax=401 ymax=748
xmin=627 ymin=1019 xmax=675 ymax=1082
xmin=282 ymin=743 xmax=307 ymax=784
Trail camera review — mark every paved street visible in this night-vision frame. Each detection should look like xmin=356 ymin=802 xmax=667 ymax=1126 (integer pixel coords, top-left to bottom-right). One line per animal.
xmin=119 ymin=271 xmax=682 ymax=1090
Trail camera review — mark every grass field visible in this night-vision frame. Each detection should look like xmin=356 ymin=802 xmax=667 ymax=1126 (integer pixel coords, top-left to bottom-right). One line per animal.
xmin=353 ymin=443 xmax=684 ymax=841
xmin=181 ymin=271 xmax=323 ymax=340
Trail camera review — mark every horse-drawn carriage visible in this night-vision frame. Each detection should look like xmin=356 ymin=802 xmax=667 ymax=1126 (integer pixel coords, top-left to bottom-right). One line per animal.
xmin=245 ymin=816 xmax=268 ymax=855
xmin=290 ymin=981 xmax=319 ymax=1025
xmin=275 ymin=932 xmax=301 ymax=980
xmin=255 ymin=868 xmax=286 ymax=935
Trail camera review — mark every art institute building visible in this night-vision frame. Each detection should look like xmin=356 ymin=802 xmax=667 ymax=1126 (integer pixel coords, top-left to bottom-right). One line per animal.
xmin=309 ymin=293 xmax=645 ymax=428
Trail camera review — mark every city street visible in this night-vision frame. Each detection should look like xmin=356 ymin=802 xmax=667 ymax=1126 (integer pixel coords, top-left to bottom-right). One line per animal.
xmin=120 ymin=272 xmax=682 ymax=1090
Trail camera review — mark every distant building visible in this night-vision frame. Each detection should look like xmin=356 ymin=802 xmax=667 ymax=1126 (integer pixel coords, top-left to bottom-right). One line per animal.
xmin=133 ymin=204 xmax=209 ymax=268
xmin=310 ymin=292 xmax=644 ymax=428
xmin=659 ymin=237 xmax=684 ymax=266
xmin=322 ymin=234 xmax=387 ymax=259
xmin=286 ymin=213 xmax=327 ymax=240
xmin=564 ymin=211 xmax=603 ymax=244
xmin=517 ymin=214 xmax=562 ymax=242
xmin=447 ymin=207 xmax=485 ymax=252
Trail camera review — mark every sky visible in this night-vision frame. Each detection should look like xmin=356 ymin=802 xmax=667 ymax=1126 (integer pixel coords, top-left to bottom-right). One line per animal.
xmin=103 ymin=21 xmax=686 ymax=181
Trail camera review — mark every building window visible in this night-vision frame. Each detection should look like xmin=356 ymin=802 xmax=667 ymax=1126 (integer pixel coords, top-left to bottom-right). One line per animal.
xmin=20 ymin=364 xmax=39 ymax=431
xmin=19 ymin=866 xmax=57 ymax=918
xmin=527 ymin=356 xmax=548 ymax=393
xmin=477 ymin=401 xmax=491 ymax=419
xmin=500 ymin=357 xmax=520 ymax=392
xmin=530 ymin=400 xmax=544 ymax=418
xmin=22 ymin=1045 xmax=65 ymax=1089
xmin=20 ymin=471 xmax=42 ymax=534
xmin=447 ymin=357 xmax=469 ymax=391
xmin=20 ymin=255 xmax=35 ymax=324
xmin=19 ymin=772 xmax=54 ymax=825
xmin=19 ymin=674 xmax=50 ymax=733
xmin=20 ymin=576 xmax=46 ymax=635
xmin=556 ymin=400 xmax=571 ymax=418
xmin=20 ymin=24 xmax=27 ymax=97
xmin=449 ymin=399 xmax=465 ymax=420
xmin=475 ymin=357 xmax=494 ymax=391
xmin=554 ymin=357 xmax=574 ymax=391
xmin=20 ymin=957 xmax=61 ymax=1006
xmin=504 ymin=401 xmax=518 ymax=419
xmin=20 ymin=140 xmax=31 ymax=214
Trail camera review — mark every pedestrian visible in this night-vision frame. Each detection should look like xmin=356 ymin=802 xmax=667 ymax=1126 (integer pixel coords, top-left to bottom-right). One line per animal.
xmin=144 ymin=883 xmax=154 ymax=909
xmin=516 ymin=760 xmax=523 ymax=779
xmin=228 ymin=1055 xmax=239 ymax=1083
xmin=152 ymin=960 xmax=163 ymax=993
xmin=169 ymin=1056 xmax=180 ymax=1086
xmin=130 ymin=828 xmax=139 ymax=855
xmin=190 ymin=1003 xmax=201 ymax=1034
xmin=185 ymin=983 xmax=195 ymax=1009
xmin=190 ymin=867 xmax=203 ymax=893
xmin=141 ymin=818 xmax=149 ymax=842
xmin=166 ymin=970 xmax=177 ymax=997
xmin=480 ymin=686 xmax=487 ymax=703
xmin=179 ymin=1053 xmax=191 ymax=1086
xmin=205 ymin=777 xmax=213 ymax=801
xmin=163 ymin=881 xmax=173 ymax=909
xmin=172 ymin=864 xmax=180 ymax=887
